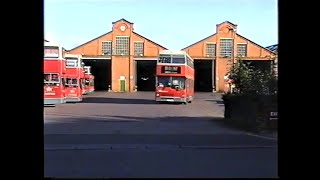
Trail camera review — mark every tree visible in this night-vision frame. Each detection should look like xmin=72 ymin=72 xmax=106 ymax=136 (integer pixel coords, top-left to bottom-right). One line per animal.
xmin=228 ymin=59 xmax=277 ymax=95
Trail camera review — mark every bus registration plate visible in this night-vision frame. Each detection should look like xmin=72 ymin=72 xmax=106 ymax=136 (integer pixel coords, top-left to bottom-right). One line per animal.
xmin=166 ymin=99 xmax=174 ymax=102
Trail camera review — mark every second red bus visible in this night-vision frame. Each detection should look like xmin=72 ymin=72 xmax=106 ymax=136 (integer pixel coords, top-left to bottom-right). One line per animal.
xmin=155 ymin=50 xmax=195 ymax=104
xmin=64 ymin=54 xmax=84 ymax=103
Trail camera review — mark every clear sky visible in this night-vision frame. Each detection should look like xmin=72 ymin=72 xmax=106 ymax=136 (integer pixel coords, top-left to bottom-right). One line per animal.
xmin=44 ymin=0 xmax=278 ymax=50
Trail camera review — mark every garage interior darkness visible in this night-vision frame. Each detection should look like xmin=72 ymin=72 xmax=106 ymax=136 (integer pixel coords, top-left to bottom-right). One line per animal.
xmin=82 ymin=59 xmax=111 ymax=91
xmin=242 ymin=60 xmax=272 ymax=73
xmin=136 ymin=60 xmax=157 ymax=91
xmin=194 ymin=60 xmax=214 ymax=92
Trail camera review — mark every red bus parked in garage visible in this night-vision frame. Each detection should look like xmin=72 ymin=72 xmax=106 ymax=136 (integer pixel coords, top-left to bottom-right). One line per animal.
xmin=64 ymin=54 xmax=84 ymax=103
xmin=44 ymin=42 xmax=67 ymax=106
xmin=84 ymin=66 xmax=95 ymax=94
xmin=155 ymin=50 xmax=195 ymax=104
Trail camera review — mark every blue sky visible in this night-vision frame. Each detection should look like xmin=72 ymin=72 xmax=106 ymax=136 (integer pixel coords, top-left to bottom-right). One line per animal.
xmin=44 ymin=0 xmax=278 ymax=50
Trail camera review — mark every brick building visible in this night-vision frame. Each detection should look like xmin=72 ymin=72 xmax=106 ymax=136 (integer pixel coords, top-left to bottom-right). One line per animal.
xmin=182 ymin=21 xmax=277 ymax=92
xmin=67 ymin=18 xmax=167 ymax=92
xmin=67 ymin=19 xmax=277 ymax=93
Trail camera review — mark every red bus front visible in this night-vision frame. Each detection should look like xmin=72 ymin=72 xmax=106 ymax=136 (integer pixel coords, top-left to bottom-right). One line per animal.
xmin=64 ymin=76 xmax=83 ymax=102
xmin=64 ymin=54 xmax=84 ymax=103
xmin=44 ymin=43 xmax=66 ymax=105
xmin=155 ymin=51 xmax=195 ymax=104
xmin=44 ymin=73 xmax=66 ymax=105
xmin=84 ymin=74 xmax=95 ymax=94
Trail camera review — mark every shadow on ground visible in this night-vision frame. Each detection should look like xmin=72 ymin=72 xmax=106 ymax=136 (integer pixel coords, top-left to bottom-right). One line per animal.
xmin=205 ymin=99 xmax=224 ymax=106
xmin=45 ymin=115 xmax=224 ymax=123
xmin=81 ymin=97 xmax=157 ymax=104
xmin=44 ymin=116 xmax=277 ymax=146
xmin=81 ymin=97 xmax=192 ymax=105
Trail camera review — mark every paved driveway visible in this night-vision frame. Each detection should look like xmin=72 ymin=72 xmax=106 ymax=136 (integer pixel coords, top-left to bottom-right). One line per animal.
xmin=44 ymin=91 xmax=278 ymax=178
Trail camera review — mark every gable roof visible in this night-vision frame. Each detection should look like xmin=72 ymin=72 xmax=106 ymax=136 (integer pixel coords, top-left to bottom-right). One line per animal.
xmin=181 ymin=34 xmax=216 ymax=50
xmin=181 ymin=33 xmax=276 ymax=55
xmin=112 ymin=18 xmax=133 ymax=25
xmin=67 ymin=31 xmax=112 ymax=52
xmin=266 ymin=44 xmax=278 ymax=53
xmin=67 ymin=31 xmax=167 ymax=52
xmin=236 ymin=34 xmax=276 ymax=55
xmin=216 ymin=21 xmax=237 ymax=27
xmin=68 ymin=18 xmax=168 ymax=52
xmin=132 ymin=32 xmax=168 ymax=50
xmin=181 ymin=21 xmax=237 ymax=50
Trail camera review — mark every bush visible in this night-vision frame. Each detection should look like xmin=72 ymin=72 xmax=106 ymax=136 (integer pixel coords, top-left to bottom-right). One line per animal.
xmin=222 ymin=93 xmax=277 ymax=131
xmin=222 ymin=60 xmax=278 ymax=132
xmin=228 ymin=60 xmax=277 ymax=95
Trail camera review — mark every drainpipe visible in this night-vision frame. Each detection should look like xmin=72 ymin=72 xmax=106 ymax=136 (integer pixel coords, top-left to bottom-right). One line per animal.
xmin=232 ymin=27 xmax=237 ymax=64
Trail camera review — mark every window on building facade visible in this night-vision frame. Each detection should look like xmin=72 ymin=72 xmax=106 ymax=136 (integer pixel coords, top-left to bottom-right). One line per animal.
xmin=206 ymin=43 xmax=216 ymax=57
xmin=115 ymin=36 xmax=130 ymax=55
xmin=102 ymin=41 xmax=112 ymax=55
xmin=134 ymin=42 xmax=144 ymax=56
xmin=219 ymin=39 xmax=233 ymax=57
xmin=237 ymin=44 xmax=247 ymax=57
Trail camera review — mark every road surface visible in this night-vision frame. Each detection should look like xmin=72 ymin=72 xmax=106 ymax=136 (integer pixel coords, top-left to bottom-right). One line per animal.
xmin=44 ymin=92 xmax=278 ymax=178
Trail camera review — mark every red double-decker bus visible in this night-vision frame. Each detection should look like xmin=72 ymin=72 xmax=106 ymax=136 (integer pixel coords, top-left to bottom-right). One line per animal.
xmin=64 ymin=54 xmax=84 ymax=103
xmin=44 ymin=42 xmax=67 ymax=106
xmin=155 ymin=50 xmax=195 ymax=104
xmin=84 ymin=66 xmax=95 ymax=94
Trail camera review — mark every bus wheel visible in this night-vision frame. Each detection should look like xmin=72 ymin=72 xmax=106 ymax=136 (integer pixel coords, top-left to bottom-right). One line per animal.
xmin=188 ymin=101 xmax=192 ymax=103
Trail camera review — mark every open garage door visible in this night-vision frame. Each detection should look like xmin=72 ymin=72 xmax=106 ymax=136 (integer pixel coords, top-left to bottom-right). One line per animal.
xmin=82 ymin=59 xmax=112 ymax=91
xmin=194 ymin=60 xmax=215 ymax=92
xmin=135 ymin=60 xmax=157 ymax=91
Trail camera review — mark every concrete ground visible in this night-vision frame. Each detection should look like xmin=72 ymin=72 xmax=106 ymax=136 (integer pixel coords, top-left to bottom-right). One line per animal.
xmin=44 ymin=91 xmax=278 ymax=178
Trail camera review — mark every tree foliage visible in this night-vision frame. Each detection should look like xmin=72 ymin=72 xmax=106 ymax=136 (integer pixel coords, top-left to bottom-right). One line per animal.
xmin=228 ymin=60 xmax=277 ymax=95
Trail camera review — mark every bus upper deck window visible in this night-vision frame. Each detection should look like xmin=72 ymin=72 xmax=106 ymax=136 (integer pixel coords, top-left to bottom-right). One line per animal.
xmin=159 ymin=56 xmax=171 ymax=63
xmin=172 ymin=57 xmax=185 ymax=64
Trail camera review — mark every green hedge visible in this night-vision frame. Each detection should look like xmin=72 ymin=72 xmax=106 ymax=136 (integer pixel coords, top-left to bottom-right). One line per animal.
xmin=222 ymin=93 xmax=278 ymax=131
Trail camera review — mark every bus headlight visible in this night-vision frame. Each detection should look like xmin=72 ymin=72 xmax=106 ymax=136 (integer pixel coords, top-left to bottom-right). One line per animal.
xmin=156 ymin=93 xmax=160 ymax=97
